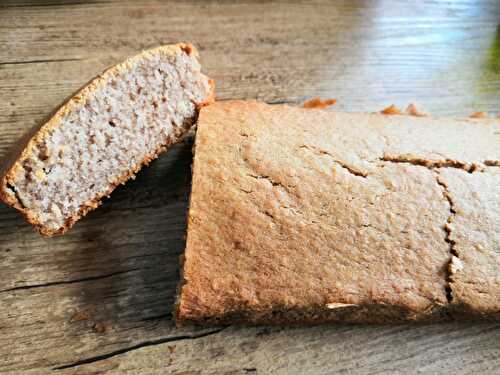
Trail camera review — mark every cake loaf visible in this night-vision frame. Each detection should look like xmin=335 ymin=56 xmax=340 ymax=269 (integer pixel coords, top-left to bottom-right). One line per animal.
xmin=176 ymin=100 xmax=499 ymax=325
xmin=0 ymin=44 xmax=213 ymax=235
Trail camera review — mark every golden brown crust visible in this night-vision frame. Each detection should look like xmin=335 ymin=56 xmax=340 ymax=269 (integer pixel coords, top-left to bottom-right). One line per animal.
xmin=176 ymin=101 xmax=499 ymax=326
xmin=380 ymin=104 xmax=402 ymax=115
xmin=0 ymin=43 xmax=213 ymax=236
xmin=302 ymin=97 xmax=336 ymax=109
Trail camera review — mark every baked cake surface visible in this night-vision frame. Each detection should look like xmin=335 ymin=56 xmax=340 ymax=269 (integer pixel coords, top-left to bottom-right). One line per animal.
xmin=177 ymin=100 xmax=499 ymax=325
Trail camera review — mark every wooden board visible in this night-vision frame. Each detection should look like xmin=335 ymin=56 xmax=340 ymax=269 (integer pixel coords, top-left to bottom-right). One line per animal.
xmin=0 ymin=1 xmax=499 ymax=373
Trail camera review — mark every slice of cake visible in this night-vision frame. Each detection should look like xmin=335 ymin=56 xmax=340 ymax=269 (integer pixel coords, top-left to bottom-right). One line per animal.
xmin=176 ymin=101 xmax=499 ymax=325
xmin=0 ymin=43 xmax=213 ymax=235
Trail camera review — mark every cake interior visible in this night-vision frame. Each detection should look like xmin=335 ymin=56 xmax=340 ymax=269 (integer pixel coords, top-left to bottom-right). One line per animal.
xmin=5 ymin=47 xmax=211 ymax=232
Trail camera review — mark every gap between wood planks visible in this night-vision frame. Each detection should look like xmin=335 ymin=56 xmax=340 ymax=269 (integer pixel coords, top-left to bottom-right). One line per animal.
xmin=0 ymin=1 xmax=109 ymax=9
xmin=0 ymin=268 xmax=139 ymax=294
xmin=53 ymin=327 xmax=227 ymax=370
xmin=0 ymin=58 xmax=83 ymax=66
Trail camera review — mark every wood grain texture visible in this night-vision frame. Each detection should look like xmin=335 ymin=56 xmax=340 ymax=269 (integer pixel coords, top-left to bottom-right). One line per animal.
xmin=0 ymin=0 xmax=499 ymax=374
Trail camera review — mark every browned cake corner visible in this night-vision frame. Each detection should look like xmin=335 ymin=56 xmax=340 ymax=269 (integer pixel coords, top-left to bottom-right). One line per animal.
xmin=0 ymin=43 xmax=213 ymax=236
xmin=176 ymin=100 xmax=500 ymax=326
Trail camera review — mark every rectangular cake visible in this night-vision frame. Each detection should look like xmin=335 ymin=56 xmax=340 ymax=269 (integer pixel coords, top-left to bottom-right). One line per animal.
xmin=176 ymin=100 xmax=499 ymax=325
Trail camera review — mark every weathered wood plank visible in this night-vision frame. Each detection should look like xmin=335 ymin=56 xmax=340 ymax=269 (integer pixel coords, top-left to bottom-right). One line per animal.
xmin=1 ymin=0 xmax=499 ymax=156
xmin=58 ymin=323 xmax=500 ymax=375
xmin=0 ymin=0 xmax=499 ymax=374
xmin=0 ymin=144 xmax=225 ymax=373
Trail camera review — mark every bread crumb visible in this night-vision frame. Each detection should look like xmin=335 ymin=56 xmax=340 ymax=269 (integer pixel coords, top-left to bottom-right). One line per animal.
xmin=0 ymin=44 xmax=212 ymax=236
xmin=35 ymin=170 xmax=45 ymax=180
xmin=326 ymin=302 xmax=357 ymax=309
xmin=35 ymin=169 xmax=47 ymax=180
xmin=51 ymin=203 xmax=62 ymax=218
xmin=450 ymin=256 xmax=464 ymax=274
xmin=71 ymin=311 xmax=90 ymax=321
xmin=470 ymin=112 xmax=487 ymax=118
xmin=303 ymin=97 xmax=337 ymax=109
xmin=93 ymin=323 xmax=107 ymax=333
xmin=58 ymin=145 xmax=68 ymax=157
xmin=381 ymin=104 xmax=402 ymax=115
xmin=406 ymin=103 xmax=426 ymax=117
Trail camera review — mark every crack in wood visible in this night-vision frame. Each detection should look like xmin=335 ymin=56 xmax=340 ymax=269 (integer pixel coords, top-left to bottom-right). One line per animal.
xmin=0 ymin=1 xmax=108 ymax=8
xmin=0 ymin=268 xmax=139 ymax=294
xmin=52 ymin=327 xmax=227 ymax=370
xmin=266 ymin=98 xmax=297 ymax=105
xmin=217 ymin=98 xmax=297 ymax=106
xmin=0 ymin=58 xmax=82 ymax=66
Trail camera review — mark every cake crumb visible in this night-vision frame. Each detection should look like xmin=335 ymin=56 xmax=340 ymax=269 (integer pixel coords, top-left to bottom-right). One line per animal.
xmin=71 ymin=311 xmax=90 ymax=322
xmin=303 ymin=97 xmax=336 ymax=109
xmin=470 ymin=112 xmax=487 ymax=118
xmin=35 ymin=170 xmax=46 ymax=180
xmin=93 ymin=323 xmax=107 ymax=333
xmin=381 ymin=104 xmax=402 ymax=115
xmin=0 ymin=44 xmax=212 ymax=236
xmin=406 ymin=103 xmax=426 ymax=117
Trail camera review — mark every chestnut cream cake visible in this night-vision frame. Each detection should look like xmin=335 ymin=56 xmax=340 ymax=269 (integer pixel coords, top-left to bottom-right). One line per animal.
xmin=176 ymin=101 xmax=499 ymax=325
xmin=0 ymin=43 xmax=213 ymax=235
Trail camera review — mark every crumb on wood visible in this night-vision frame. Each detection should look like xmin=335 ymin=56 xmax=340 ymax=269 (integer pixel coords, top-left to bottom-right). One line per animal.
xmin=93 ymin=323 xmax=107 ymax=333
xmin=168 ymin=345 xmax=176 ymax=354
xmin=470 ymin=111 xmax=488 ymax=118
xmin=380 ymin=104 xmax=402 ymax=115
xmin=405 ymin=103 xmax=426 ymax=117
xmin=71 ymin=311 xmax=90 ymax=322
xmin=303 ymin=97 xmax=337 ymax=109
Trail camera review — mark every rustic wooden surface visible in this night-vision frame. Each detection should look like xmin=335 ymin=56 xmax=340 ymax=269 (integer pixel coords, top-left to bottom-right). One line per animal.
xmin=1 ymin=1 xmax=499 ymax=374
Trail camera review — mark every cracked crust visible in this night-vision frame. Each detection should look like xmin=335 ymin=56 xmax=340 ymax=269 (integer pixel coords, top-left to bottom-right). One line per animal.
xmin=0 ymin=43 xmax=214 ymax=236
xmin=438 ymin=169 xmax=500 ymax=320
xmin=176 ymin=101 xmax=499 ymax=325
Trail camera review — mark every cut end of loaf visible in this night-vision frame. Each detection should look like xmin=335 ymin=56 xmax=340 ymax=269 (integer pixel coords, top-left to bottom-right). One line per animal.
xmin=0 ymin=43 xmax=213 ymax=235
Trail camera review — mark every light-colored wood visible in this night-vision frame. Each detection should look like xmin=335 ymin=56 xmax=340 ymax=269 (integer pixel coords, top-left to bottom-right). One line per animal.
xmin=0 ymin=1 xmax=499 ymax=374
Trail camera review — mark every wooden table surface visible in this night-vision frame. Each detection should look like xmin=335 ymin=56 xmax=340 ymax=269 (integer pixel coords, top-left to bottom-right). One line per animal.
xmin=1 ymin=1 xmax=499 ymax=374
